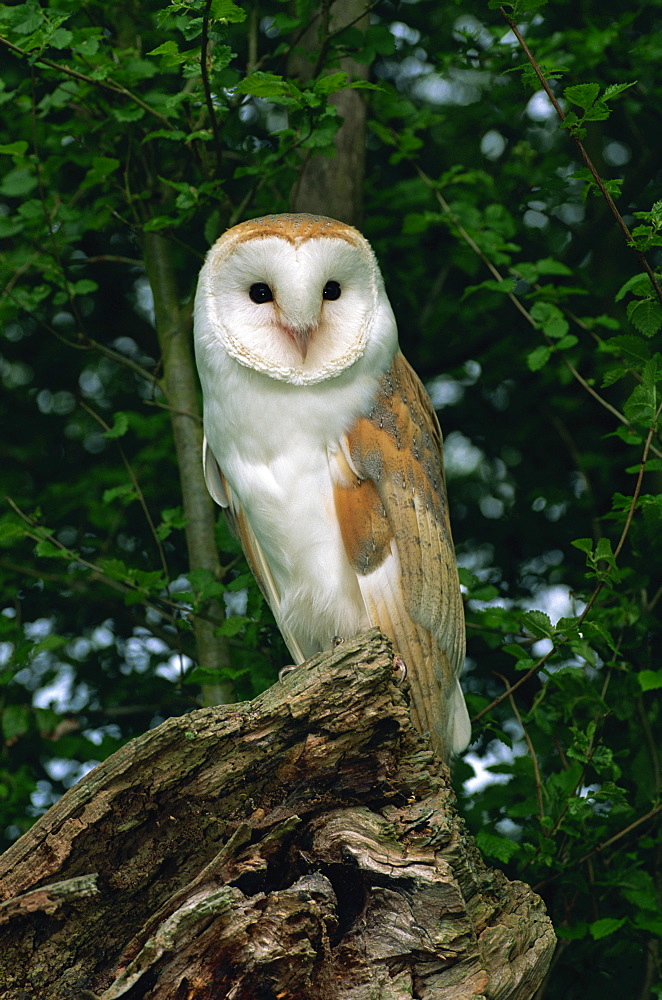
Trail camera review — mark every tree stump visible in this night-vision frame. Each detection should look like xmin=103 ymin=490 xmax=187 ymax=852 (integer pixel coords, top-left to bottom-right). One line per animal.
xmin=0 ymin=629 xmax=555 ymax=999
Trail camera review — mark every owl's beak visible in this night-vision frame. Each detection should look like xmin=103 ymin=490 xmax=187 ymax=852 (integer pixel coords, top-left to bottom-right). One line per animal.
xmin=281 ymin=322 xmax=313 ymax=361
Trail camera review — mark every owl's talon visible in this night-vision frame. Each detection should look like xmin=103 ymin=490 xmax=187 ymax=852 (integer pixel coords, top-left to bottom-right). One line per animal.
xmin=393 ymin=655 xmax=407 ymax=684
xmin=278 ymin=664 xmax=297 ymax=681
xmin=331 ymin=635 xmax=345 ymax=648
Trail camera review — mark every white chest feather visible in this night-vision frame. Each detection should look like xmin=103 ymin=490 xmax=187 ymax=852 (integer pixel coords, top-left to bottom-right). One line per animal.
xmin=202 ymin=362 xmax=381 ymax=656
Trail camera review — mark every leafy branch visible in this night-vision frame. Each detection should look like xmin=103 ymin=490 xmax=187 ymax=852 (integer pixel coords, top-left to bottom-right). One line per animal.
xmin=413 ymin=163 xmax=662 ymax=460
xmin=0 ymin=33 xmax=175 ymax=129
xmin=498 ymin=7 xmax=662 ymax=309
xmin=534 ymin=802 xmax=662 ymax=891
xmin=4 ymin=497 xmax=181 ymax=622
xmin=472 ymin=396 xmax=662 ymax=724
xmin=200 ymin=0 xmax=226 ymax=174
xmin=79 ymin=401 xmax=172 ymax=589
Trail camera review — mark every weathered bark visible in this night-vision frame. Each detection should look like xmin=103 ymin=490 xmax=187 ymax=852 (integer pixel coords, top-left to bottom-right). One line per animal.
xmin=0 ymin=630 xmax=555 ymax=999
xmin=289 ymin=0 xmax=369 ymax=226
xmin=142 ymin=231 xmax=232 ymax=705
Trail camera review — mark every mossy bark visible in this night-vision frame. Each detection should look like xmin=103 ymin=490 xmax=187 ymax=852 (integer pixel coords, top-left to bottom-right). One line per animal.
xmin=142 ymin=230 xmax=232 ymax=705
xmin=0 ymin=630 xmax=554 ymax=999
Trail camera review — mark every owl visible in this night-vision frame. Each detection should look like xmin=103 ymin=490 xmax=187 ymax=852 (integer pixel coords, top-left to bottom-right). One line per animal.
xmin=193 ymin=213 xmax=469 ymax=761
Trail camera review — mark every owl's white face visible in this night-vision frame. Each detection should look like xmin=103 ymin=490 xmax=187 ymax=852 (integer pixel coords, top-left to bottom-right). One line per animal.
xmin=194 ymin=214 xmax=398 ymax=386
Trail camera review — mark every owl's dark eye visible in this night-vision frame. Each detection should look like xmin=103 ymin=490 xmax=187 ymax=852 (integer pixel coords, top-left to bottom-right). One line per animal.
xmin=322 ymin=280 xmax=341 ymax=301
xmin=249 ymin=283 xmax=274 ymax=304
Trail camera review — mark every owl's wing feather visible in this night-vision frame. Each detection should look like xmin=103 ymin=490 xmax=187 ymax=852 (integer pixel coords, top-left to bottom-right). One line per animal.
xmin=333 ymin=352 xmax=469 ymax=757
xmin=202 ymin=438 xmax=306 ymax=664
xmin=202 ymin=435 xmax=228 ymax=507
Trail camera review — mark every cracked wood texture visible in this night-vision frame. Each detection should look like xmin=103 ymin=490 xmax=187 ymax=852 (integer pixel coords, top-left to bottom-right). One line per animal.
xmin=0 ymin=629 xmax=555 ymax=999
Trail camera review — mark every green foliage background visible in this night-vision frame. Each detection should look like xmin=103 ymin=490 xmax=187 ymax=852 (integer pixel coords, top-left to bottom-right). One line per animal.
xmin=1 ymin=1 xmax=661 ymax=996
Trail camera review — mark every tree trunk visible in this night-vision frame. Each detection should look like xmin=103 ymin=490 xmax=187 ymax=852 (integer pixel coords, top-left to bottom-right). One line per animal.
xmin=289 ymin=0 xmax=369 ymax=226
xmin=0 ymin=629 xmax=554 ymax=999
xmin=142 ymin=231 xmax=233 ymax=705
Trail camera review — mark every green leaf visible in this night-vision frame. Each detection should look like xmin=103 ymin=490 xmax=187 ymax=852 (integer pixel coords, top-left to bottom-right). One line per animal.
xmin=142 ymin=129 xmax=187 ymax=143
xmin=469 ymin=584 xmax=500 ymax=602
xmin=0 ymin=519 xmax=25 ymax=544
xmin=533 ymin=257 xmax=573 ymax=276
xmin=564 ymin=83 xmax=600 ymax=110
xmin=103 ymin=484 xmax=137 ymax=505
xmin=634 ymin=914 xmax=662 ymax=936
xmin=521 ymin=610 xmax=554 ymax=639
xmin=503 ymin=642 xmax=535 ymax=662
xmin=216 ymin=615 xmax=250 ymax=637
xmin=627 ymin=298 xmax=662 ymax=337
xmin=555 ymin=334 xmax=578 ymax=351
xmin=143 ymin=216 xmax=177 ymax=232
xmin=0 ymin=216 xmax=23 ymax=238
xmin=602 ymin=368 xmax=628 ymax=387
xmin=156 ymin=507 xmax=187 ymax=540
xmin=464 ymin=277 xmax=516 ymax=297
xmin=34 ymin=538 xmax=69 ymax=559
xmin=237 ymin=72 xmax=290 ymax=98
xmin=188 ymin=568 xmax=224 ymax=601
xmin=103 ymin=412 xmax=130 ymax=439
xmin=601 ymin=334 xmax=650 ymax=361
xmin=627 ymin=458 xmax=662 ymax=474
xmin=32 ymin=634 xmax=68 ymax=655
xmin=99 ymin=558 xmax=131 ymax=582
xmin=0 ymin=141 xmax=29 ymax=157
xmin=530 ymin=301 xmax=569 ymax=339
xmin=638 ymin=670 xmax=662 ymax=692
xmin=457 ymin=567 xmax=479 ymax=589
xmin=527 ymin=345 xmax=551 ymax=371
xmin=624 ymin=383 xmax=656 ymax=424
xmin=48 ymin=27 xmax=73 ymax=49
xmin=595 ymin=536 xmax=616 ymax=566
xmin=2 ymin=705 xmax=31 ymax=741
xmin=210 ymin=0 xmax=247 ymax=22
xmin=602 ymin=81 xmax=637 ymax=102
xmin=147 ymin=40 xmax=184 ymax=63
xmin=313 ymin=72 xmax=348 ymax=96
xmin=614 ymin=272 xmax=652 ymax=302
xmin=72 ymin=279 xmax=98 ymax=296
xmin=475 ymin=830 xmax=520 ymax=863
xmin=0 ymin=166 xmax=37 ymax=197
xmin=589 ymin=917 xmax=627 ymax=940
xmin=110 ymin=104 xmax=145 ymax=123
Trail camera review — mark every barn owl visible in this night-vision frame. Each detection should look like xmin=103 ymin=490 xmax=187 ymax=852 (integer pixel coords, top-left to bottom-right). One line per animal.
xmin=193 ymin=213 xmax=470 ymax=761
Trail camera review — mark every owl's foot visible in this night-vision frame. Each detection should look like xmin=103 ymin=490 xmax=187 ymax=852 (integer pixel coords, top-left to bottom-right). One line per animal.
xmin=278 ymin=664 xmax=298 ymax=682
xmin=392 ymin=655 xmax=407 ymax=684
xmin=331 ymin=635 xmax=345 ymax=648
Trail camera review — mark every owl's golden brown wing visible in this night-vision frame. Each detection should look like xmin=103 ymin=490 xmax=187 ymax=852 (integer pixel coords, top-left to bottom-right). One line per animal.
xmin=332 ymin=352 xmax=469 ymax=759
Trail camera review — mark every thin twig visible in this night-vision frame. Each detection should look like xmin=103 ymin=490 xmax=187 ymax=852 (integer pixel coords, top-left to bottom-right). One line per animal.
xmin=0 ymin=33 xmax=173 ymax=129
xmin=414 ymin=162 xmax=662 ymax=459
xmin=200 ymin=0 xmax=223 ymax=173
xmin=534 ymin=803 xmax=662 ymax=890
xmin=78 ymin=401 xmax=172 ymax=588
xmin=497 ymin=672 xmax=545 ymax=821
xmin=472 ymin=399 xmax=662 ymax=723
xmin=471 ymin=648 xmax=555 ymax=724
xmin=143 ymin=398 xmax=203 ymax=422
xmin=30 ymin=68 xmax=90 ymax=346
xmin=4 ymin=497 xmax=184 ymax=621
xmin=1 ymin=276 xmax=163 ymax=387
xmin=614 ymin=399 xmax=662 ymax=561
xmin=499 ymin=8 xmax=662 ymax=308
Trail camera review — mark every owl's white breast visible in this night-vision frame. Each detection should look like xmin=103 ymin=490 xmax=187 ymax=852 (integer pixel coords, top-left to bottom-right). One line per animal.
xmin=200 ymin=354 xmax=390 ymax=656
xmin=193 ymin=217 xmax=399 ymax=655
